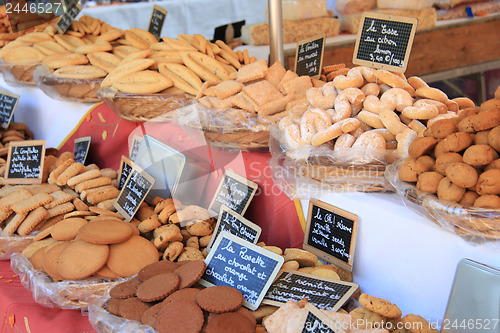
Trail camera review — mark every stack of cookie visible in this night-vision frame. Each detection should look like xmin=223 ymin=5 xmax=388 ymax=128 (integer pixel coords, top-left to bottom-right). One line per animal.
xmin=104 ymin=260 xmax=258 ymax=332
xmin=0 ymin=121 xmax=34 ymax=161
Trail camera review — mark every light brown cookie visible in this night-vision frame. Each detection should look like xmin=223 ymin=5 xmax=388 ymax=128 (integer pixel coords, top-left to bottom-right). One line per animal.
xmin=283 ymin=248 xmax=318 ymax=267
xmin=78 ymin=219 xmax=134 ymax=245
xmin=106 ymin=235 xmax=159 ymax=278
xmin=57 ymin=240 xmax=109 ymax=280
xmin=50 ymin=217 xmax=88 ymax=241
xmin=402 ymin=314 xmax=438 ymax=333
xmin=359 ymin=293 xmax=402 ymax=319
xmin=17 ymin=206 xmax=49 ymax=236
xmin=349 ymin=307 xmax=386 ymax=330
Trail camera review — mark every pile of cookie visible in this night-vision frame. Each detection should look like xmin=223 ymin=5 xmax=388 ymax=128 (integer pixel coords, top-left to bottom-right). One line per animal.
xmin=0 ymin=121 xmax=34 ymax=161
xmin=276 ymin=64 xmax=477 ymax=159
xmin=104 ymin=260 xmax=258 ymax=332
xmin=398 ymin=92 xmax=500 ymax=209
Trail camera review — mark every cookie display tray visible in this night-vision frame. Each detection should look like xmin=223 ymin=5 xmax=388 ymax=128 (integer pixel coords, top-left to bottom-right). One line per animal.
xmin=0 ymin=59 xmax=39 ymax=86
xmin=385 ymin=160 xmax=500 ymax=245
xmin=10 ymin=253 xmax=124 ymax=310
xmin=34 ymin=65 xmax=103 ymax=103
xmin=0 ymin=232 xmax=34 ymax=260
xmin=97 ymin=87 xmax=194 ymax=123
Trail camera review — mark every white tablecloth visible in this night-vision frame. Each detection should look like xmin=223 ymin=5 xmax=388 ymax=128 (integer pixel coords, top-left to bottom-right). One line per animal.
xmin=82 ymin=0 xmax=268 ymax=39
xmin=300 ymin=193 xmax=500 ymax=325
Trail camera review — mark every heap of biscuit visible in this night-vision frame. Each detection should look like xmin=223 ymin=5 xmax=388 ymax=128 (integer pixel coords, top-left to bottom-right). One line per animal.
xmin=0 ymin=122 xmax=34 ymax=161
xmin=277 ymin=64 xmax=476 ymax=158
xmin=104 ymin=260 xmax=258 ymax=332
xmin=398 ymin=92 xmax=500 ymax=209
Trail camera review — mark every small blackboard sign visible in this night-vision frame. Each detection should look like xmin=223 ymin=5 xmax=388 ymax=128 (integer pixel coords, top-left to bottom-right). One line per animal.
xmin=114 ymin=164 xmax=155 ymax=221
xmin=56 ymin=1 xmax=82 ymax=34
xmin=73 ymin=136 xmax=91 ymax=165
xmin=129 ymin=135 xmax=142 ymax=162
xmin=303 ymin=200 xmax=358 ymax=272
xmin=263 ymin=269 xmax=358 ymax=311
xmin=353 ymin=12 xmax=417 ymax=73
xmin=0 ymin=89 xmax=19 ymax=129
xmin=212 ymin=20 xmax=245 ymax=43
xmin=207 ymin=205 xmax=262 ymax=252
xmin=208 ymin=170 xmax=258 ymax=216
xmin=148 ymin=5 xmax=167 ymax=41
xmin=294 ymin=33 xmax=325 ymax=78
xmin=4 ymin=140 xmax=46 ymax=184
xmin=298 ymin=303 xmax=348 ymax=333
xmin=117 ymin=156 xmax=134 ymax=191
xmin=199 ymin=231 xmax=284 ymax=310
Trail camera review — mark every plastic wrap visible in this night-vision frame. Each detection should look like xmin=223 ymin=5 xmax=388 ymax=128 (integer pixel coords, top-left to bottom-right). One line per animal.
xmin=268 ymin=125 xmax=399 ymax=199
xmin=10 ymin=253 xmax=125 ymax=309
xmin=174 ymin=102 xmax=282 ymax=151
xmin=266 ymin=0 xmax=328 ymax=20
xmin=88 ymin=298 xmax=156 ymax=333
xmin=0 ymin=231 xmax=33 ymax=260
xmin=385 ymin=160 xmax=500 ymax=248
xmin=0 ymin=59 xmax=38 ymax=86
xmin=377 ymin=0 xmax=435 ymax=10
xmin=97 ymin=87 xmax=194 ymax=123
xmin=33 ymin=65 xmax=103 ymax=103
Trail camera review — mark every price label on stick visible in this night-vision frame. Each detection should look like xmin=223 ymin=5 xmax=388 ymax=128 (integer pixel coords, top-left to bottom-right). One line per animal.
xmin=148 ymin=4 xmax=167 ymax=40
xmin=0 ymin=89 xmax=19 ymax=129
xmin=303 ymin=199 xmax=358 ymax=272
xmin=4 ymin=140 xmax=46 ymax=184
xmin=129 ymin=135 xmax=142 ymax=162
xmin=294 ymin=33 xmax=325 ymax=78
xmin=208 ymin=170 xmax=258 ymax=216
xmin=353 ymin=12 xmax=417 ymax=73
xmin=117 ymin=155 xmax=134 ymax=191
xmin=73 ymin=136 xmax=91 ymax=165
xmin=56 ymin=1 xmax=82 ymax=34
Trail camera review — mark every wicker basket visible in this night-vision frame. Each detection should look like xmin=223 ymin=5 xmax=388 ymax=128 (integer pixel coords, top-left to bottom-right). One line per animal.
xmin=0 ymin=60 xmax=38 ymax=86
xmin=202 ymin=128 xmax=270 ymax=151
xmin=97 ymin=87 xmax=193 ymax=122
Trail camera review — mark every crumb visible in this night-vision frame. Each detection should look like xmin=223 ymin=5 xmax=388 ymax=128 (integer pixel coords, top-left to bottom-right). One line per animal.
xmin=8 ymin=314 xmax=14 ymax=328
xmin=4 ymin=280 xmax=12 ymax=284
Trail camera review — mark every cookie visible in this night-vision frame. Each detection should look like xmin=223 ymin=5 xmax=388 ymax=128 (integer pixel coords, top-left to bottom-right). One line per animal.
xmin=473 ymin=194 xmax=500 ymax=208
xmin=155 ymin=300 xmax=204 ymax=333
xmin=136 ymin=272 xmax=180 ymax=302
xmin=43 ymin=191 xmax=74 ymax=209
xmin=66 ymin=169 xmax=101 ymax=188
xmin=42 ymin=241 xmax=70 ymax=281
xmin=29 ymin=247 xmax=47 ymax=272
xmin=78 ymin=219 xmax=134 ymax=244
xmin=22 ymin=237 xmax=58 ymax=259
xmin=349 ymin=307 xmax=386 ymax=330
xmin=398 ymin=158 xmax=429 ymax=183
xmin=119 ymin=297 xmax=151 ymax=322
xmin=416 ymin=172 xmax=444 ymax=194
xmin=462 ymin=144 xmax=498 ymax=167
xmin=105 ymin=298 xmax=122 ymax=316
xmin=140 ymin=302 xmax=163 ymax=327
xmin=196 ymin=286 xmax=243 ymax=313
xmin=2 ymin=212 xmax=26 ymax=235
xmin=109 ymin=277 xmax=142 ymax=299
xmin=56 ymin=239 xmax=109 ymax=280
xmin=434 ymin=153 xmax=463 ymax=175
xmin=408 ymin=137 xmax=438 ymax=159
xmin=17 ymin=206 xmax=48 ymax=236
xmin=177 ymin=247 xmax=205 ymax=261
xmin=106 ymin=235 xmax=159 ymax=278
xmin=50 ymin=217 xmax=88 ymax=241
xmin=138 ymin=260 xmax=179 ymax=282
xmin=437 ymin=177 xmax=465 ymax=202
xmin=476 ymin=169 xmax=500 ymax=195
xmin=95 ymin=265 xmax=120 ymax=279
xmin=359 ymin=293 xmax=402 ymax=319
xmin=12 ymin=192 xmax=53 ymax=215
xmin=283 ymin=248 xmax=318 ymax=267
xmin=402 ymin=314 xmax=438 ymax=333
xmin=174 ymin=259 xmax=206 ymax=289
xmin=163 ymin=288 xmax=201 ymax=305
xmin=444 ymin=163 xmax=478 ymax=189
xmin=88 ymin=206 xmax=124 ymax=219
xmin=206 ymin=312 xmax=255 ymax=333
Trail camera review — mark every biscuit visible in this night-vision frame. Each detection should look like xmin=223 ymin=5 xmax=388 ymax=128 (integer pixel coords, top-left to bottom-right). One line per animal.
xmin=16 ymin=206 xmax=49 ymax=236
xmin=402 ymin=314 xmax=438 ymax=333
xmin=29 ymin=247 xmax=47 ymax=272
xmin=445 ymin=162 xmax=478 ymax=189
xmin=437 ymin=177 xmax=465 ymax=202
xmin=162 ymin=241 xmax=184 ymax=261
xmin=136 ymin=272 xmax=180 ymax=302
xmin=107 ymin=235 xmax=159 ymax=278
xmin=429 ymin=119 xmax=457 ymax=139
xmin=57 ymin=239 xmax=109 ymax=280
xmin=174 ymin=260 xmax=206 ymax=289
xmin=206 ymin=312 xmax=255 ymax=333
xmin=398 ymin=158 xmax=429 ymax=183
xmin=457 ymin=109 xmax=500 ymax=133
xmin=124 ymin=28 xmax=156 ymax=49
xmin=416 ymin=171 xmax=444 ymax=194
xmin=3 ymin=46 xmax=45 ymax=64
xmin=0 ymin=188 xmax=32 ymax=211
xmin=441 ymin=132 xmax=473 ymax=153
xmin=73 ymin=198 xmax=89 ymax=211
xmin=311 ymin=267 xmax=340 ymax=280
xmin=46 ymin=202 xmax=75 ymax=218
xmin=459 ymin=190 xmax=480 ymax=207
xmin=119 ymin=297 xmax=151 ymax=321
xmin=187 ymin=51 xmax=230 ymax=81
xmin=112 ymin=70 xmax=174 ymax=94
xmin=177 ymin=247 xmax=205 ymax=261
xmin=138 ymin=260 xmax=179 ymax=282
xmin=43 ymin=241 xmax=71 ymax=281
xmin=12 ymin=192 xmax=53 ymax=215
xmin=138 ymin=214 xmax=161 ymax=233
xmin=181 ymin=52 xmax=220 ymax=82
xmin=37 ymin=214 xmax=65 ymax=232
xmin=50 ymin=217 xmax=88 ymax=241
xmin=67 ymin=169 xmax=101 ymax=188
xmin=2 ymin=212 xmax=26 ymax=235
xmin=48 ymin=159 xmax=75 ymax=184
xmin=155 ymin=300 xmax=204 ymax=333
xmin=101 ymin=58 xmax=156 ymax=88
xmin=78 ymin=219 xmax=134 ymax=245
xmin=408 ymin=137 xmax=438 ymax=159
xmin=488 ymin=125 xmax=500 ymax=153
xmin=283 ymin=248 xmax=318 ymax=267
xmin=462 ymin=144 xmax=498 ymax=167
xmin=349 ymin=307 xmax=386 ymax=330
xmin=97 ymin=199 xmax=116 ymax=212
xmin=359 ymin=294 xmax=402 ymax=319
xmin=196 ymin=286 xmax=243 ymax=313
xmin=43 ymin=191 xmax=74 ymax=209
xmin=75 ymin=177 xmax=112 ymax=193
xmin=109 ymin=277 xmax=142 ymax=299
xmin=473 ymin=194 xmax=500 ymax=208
xmin=476 ymin=169 xmax=500 ymax=195
xmin=140 ymin=303 xmax=162 ymax=327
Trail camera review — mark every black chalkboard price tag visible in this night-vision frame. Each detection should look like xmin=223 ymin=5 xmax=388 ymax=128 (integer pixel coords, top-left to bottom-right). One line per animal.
xmin=294 ymin=33 xmax=325 ymax=78
xmin=148 ymin=5 xmax=168 ymax=41
xmin=207 ymin=205 xmax=262 ymax=252
xmin=4 ymin=140 xmax=46 ymax=184
xmin=263 ymin=269 xmax=358 ymax=311
xmin=56 ymin=1 xmax=82 ymax=34
xmin=129 ymin=135 xmax=142 ymax=162
xmin=117 ymin=155 xmax=134 ymax=191
xmin=73 ymin=136 xmax=91 ymax=165
xmin=353 ymin=12 xmax=417 ymax=73
xmin=0 ymin=89 xmax=19 ymax=129
xmin=208 ymin=170 xmax=258 ymax=216
xmin=298 ymin=303 xmax=348 ymax=333
xmin=199 ymin=231 xmax=284 ymax=310
xmin=303 ymin=199 xmax=358 ymax=272
xmin=114 ymin=164 xmax=155 ymax=221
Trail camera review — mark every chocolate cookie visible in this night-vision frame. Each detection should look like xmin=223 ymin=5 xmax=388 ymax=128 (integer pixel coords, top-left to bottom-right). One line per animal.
xmin=174 ymin=260 xmax=206 ymax=289
xmin=155 ymin=300 xmax=204 ymax=333
xmin=138 ymin=260 xmax=179 ymax=282
xmin=140 ymin=302 xmax=163 ymax=327
xmin=206 ymin=312 xmax=255 ymax=333
xmin=119 ymin=297 xmax=151 ymax=321
xmin=109 ymin=277 xmax=142 ymax=299
xmin=163 ymin=288 xmax=200 ymax=305
xmin=196 ymin=286 xmax=243 ymax=313
xmin=105 ymin=298 xmax=122 ymax=316
xmin=136 ymin=272 xmax=180 ymax=302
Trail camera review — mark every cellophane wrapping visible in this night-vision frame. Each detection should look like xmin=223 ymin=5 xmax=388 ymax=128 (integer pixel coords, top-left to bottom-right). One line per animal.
xmin=385 ymin=159 xmax=500 ymax=248
xmin=269 ymin=125 xmax=400 ymax=199
xmin=0 ymin=59 xmax=38 ymax=86
xmin=0 ymin=231 xmax=33 ymax=260
xmin=10 ymin=252 xmax=125 ymax=309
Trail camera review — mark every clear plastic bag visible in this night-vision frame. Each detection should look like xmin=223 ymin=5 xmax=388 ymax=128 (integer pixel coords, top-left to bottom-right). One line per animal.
xmin=385 ymin=160 xmax=500 ymax=248
xmin=0 ymin=59 xmax=39 ymax=86
xmin=0 ymin=231 xmax=34 ymax=260
xmin=268 ymin=124 xmax=399 ymax=199
xmin=88 ymin=298 xmax=157 ymax=333
xmin=34 ymin=65 xmax=103 ymax=103
xmin=10 ymin=253 xmax=125 ymax=309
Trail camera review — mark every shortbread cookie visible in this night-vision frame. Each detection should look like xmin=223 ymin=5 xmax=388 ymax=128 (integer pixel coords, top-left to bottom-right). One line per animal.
xmin=17 ymin=206 xmax=49 ymax=236
xmin=283 ymin=248 xmax=318 ymax=267
xmin=2 ymin=213 xmax=27 ymax=235
xmin=44 ymin=191 xmax=74 ymax=209
xmin=50 ymin=217 xmax=88 ymax=241
xmin=43 ymin=241 xmax=71 ymax=281
xmin=12 ymin=192 xmax=53 ymax=215
xmin=46 ymin=202 xmax=75 ymax=218
xmin=57 ymin=239 xmax=109 ymax=280
xmin=78 ymin=219 xmax=134 ymax=245
xmin=106 ymin=235 xmax=159 ymax=277
xmin=359 ymin=294 xmax=402 ymax=319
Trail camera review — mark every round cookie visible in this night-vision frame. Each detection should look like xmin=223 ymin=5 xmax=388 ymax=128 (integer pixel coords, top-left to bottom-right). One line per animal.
xmin=408 ymin=137 xmax=437 ymax=159
xmin=459 ymin=191 xmax=480 ymax=207
xmin=138 ymin=260 xmax=179 ymax=282
xmin=437 ymin=177 xmax=466 ymax=203
xmin=109 ymin=277 xmax=142 ymax=299
xmin=78 ymin=219 xmax=135 ymax=245
xmin=402 ymin=314 xmax=439 ymax=333
xmin=155 ymin=300 xmax=204 ymax=333
xmin=444 ymin=162 xmax=478 ymax=188
xmin=29 ymin=247 xmax=47 ymax=272
xmin=163 ymin=288 xmax=201 ymax=305
xmin=488 ymin=125 xmax=500 ymax=152
xmin=441 ymin=132 xmax=473 ymax=153
xmin=136 ymin=272 xmax=180 ymax=302
xmin=429 ymin=118 xmax=457 ymax=139
xmin=106 ymin=235 xmax=159 ymax=278
xmin=476 ymin=169 xmax=500 ymax=195
xmin=105 ymin=298 xmax=122 ymax=316
xmin=398 ymin=158 xmax=428 ymax=183
xmin=50 ymin=217 xmax=88 ymax=241
xmin=56 ymin=240 xmax=109 ymax=280
xmin=416 ymin=155 xmax=435 ymax=171
xmin=462 ymin=144 xmax=498 ymax=167
xmin=206 ymin=312 xmax=255 ymax=333
xmin=283 ymin=248 xmax=318 ymax=267
xmin=119 ymin=297 xmax=151 ymax=322
xmin=140 ymin=302 xmax=163 ymax=327
xmin=434 ymin=153 xmax=463 ymax=175
xmin=174 ymin=260 xmax=206 ymax=289
xmin=416 ymin=171 xmax=443 ymax=194
xmin=349 ymin=307 xmax=386 ymax=330
xmin=359 ymin=293 xmax=402 ymax=319
xmin=474 ymin=195 xmax=500 ymax=208
xmin=95 ymin=265 xmax=120 ymax=279
xmin=196 ymin=286 xmax=243 ymax=313
xmin=42 ymin=241 xmax=70 ymax=281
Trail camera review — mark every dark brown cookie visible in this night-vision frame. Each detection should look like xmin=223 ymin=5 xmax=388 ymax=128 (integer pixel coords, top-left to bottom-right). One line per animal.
xmin=155 ymin=300 xmax=204 ymax=333
xmin=119 ymin=297 xmax=151 ymax=321
xmin=174 ymin=260 xmax=206 ymax=289
xmin=109 ymin=277 xmax=142 ymax=299
xmin=196 ymin=286 xmax=243 ymax=313
xmin=205 ymin=312 xmax=254 ymax=333
xmin=236 ymin=306 xmax=257 ymax=327
xmin=140 ymin=302 xmax=163 ymax=328
xmin=138 ymin=260 xmax=179 ymax=282
xmin=163 ymin=288 xmax=201 ymax=305
xmin=136 ymin=272 xmax=180 ymax=302
xmin=104 ymin=298 xmax=122 ymax=316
